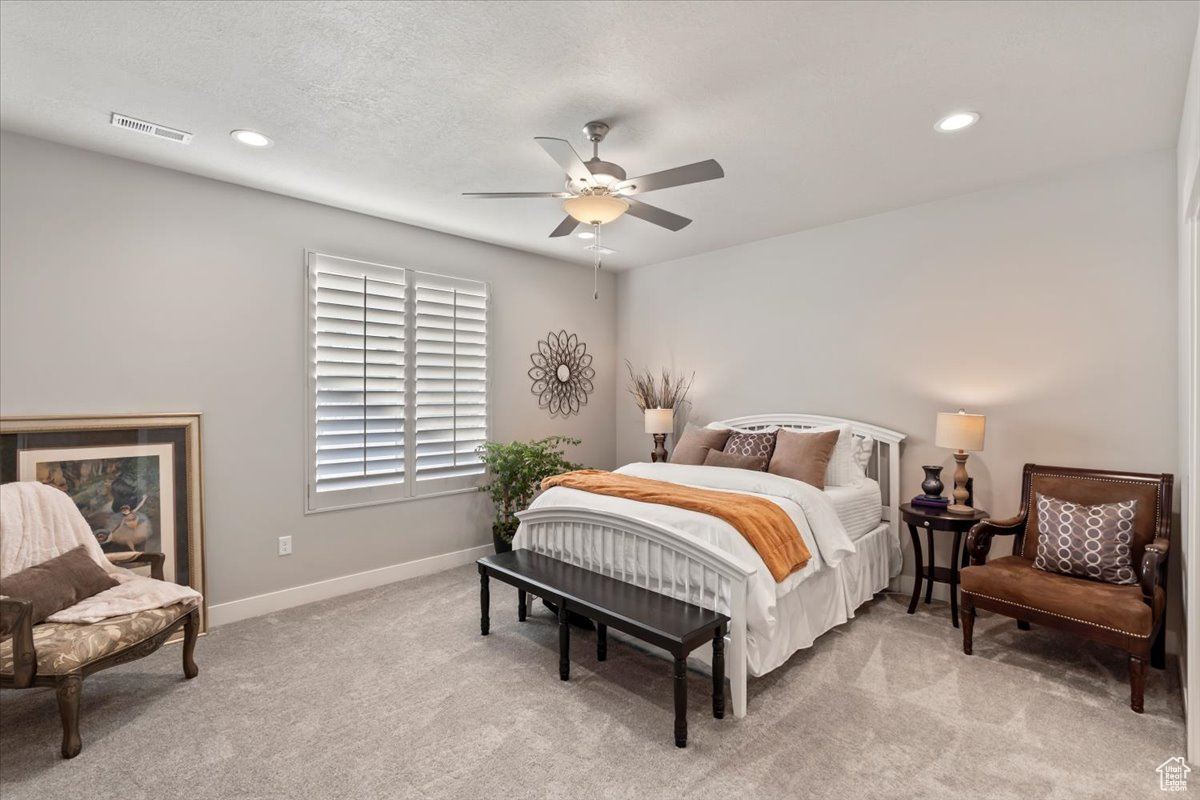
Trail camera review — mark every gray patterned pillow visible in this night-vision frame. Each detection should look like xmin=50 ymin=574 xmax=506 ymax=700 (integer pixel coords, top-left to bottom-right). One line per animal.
xmin=1033 ymin=494 xmax=1138 ymax=585
xmin=723 ymin=430 xmax=777 ymax=461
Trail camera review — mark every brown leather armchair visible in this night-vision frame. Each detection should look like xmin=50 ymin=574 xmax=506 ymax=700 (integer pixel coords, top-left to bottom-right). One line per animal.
xmin=959 ymin=464 xmax=1172 ymax=713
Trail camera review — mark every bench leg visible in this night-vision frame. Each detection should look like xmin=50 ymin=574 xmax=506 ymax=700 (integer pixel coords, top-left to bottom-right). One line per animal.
xmin=713 ymin=626 xmax=725 ymax=719
xmin=730 ymin=618 xmax=748 ymax=719
xmin=478 ymin=567 xmax=489 ymax=636
xmin=518 ymin=589 xmax=527 ymax=622
xmin=674 ymin=656 xmax=688 ymax=748
xmin=596 ymin=623 xmax=607 ymax=662
xmin=559 ymin=602 xmax=570 ymax=681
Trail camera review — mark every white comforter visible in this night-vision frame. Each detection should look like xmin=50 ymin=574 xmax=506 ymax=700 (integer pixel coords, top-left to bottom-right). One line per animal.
xmin=514 ymin=462 xmax=857 ymax=649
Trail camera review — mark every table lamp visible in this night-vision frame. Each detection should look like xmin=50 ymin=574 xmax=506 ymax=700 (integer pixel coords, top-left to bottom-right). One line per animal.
xmin=645 ymin=408 xmax=674 ymax=463
xmin=935 ymin=409 xmax=986 ymax=515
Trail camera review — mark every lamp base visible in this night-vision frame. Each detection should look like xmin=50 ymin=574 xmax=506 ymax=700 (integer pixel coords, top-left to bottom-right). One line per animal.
xmin=650 ymin=433 xmax=668 ymax=463
xmin=949 ymin=451 xmax=973 ymax=514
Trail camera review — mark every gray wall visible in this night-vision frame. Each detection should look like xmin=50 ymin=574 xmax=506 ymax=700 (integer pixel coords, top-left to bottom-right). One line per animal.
xmin=616 ymin=150 xmax=1179 ymax=616
xmin=1177 ymin=14 xmax=1200 ymax=759
xmin=0 ymin=132 xmax=617 ymax=607
xmin=0 ymin=132 xmax=1182 ymax=641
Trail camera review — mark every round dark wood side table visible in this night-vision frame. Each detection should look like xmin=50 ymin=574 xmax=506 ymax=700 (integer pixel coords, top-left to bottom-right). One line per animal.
xmin=900 ymin=503 xmax=988 ymax=628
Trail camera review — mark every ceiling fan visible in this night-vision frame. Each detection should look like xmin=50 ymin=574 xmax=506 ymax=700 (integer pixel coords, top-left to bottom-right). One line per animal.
xmin=463 ymin=120 xmax=725 ymax=239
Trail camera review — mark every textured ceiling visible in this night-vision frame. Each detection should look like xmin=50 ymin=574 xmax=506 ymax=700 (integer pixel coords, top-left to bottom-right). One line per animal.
xmin=1 ymin=0 xmax=1196 ymax=269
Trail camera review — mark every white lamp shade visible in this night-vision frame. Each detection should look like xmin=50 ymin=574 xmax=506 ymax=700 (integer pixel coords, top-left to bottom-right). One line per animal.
xmin=935 ymin=411 xmax=986 ymax=452
xmin=564 ymin=194 xmax=629 ymax=225
xmin=644 ymin=407 xmax=674 ymax=434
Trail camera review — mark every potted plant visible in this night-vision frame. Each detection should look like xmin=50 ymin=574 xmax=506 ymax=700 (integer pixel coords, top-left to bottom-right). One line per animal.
xmin=476 ymin=436 xmax=581 ymax=553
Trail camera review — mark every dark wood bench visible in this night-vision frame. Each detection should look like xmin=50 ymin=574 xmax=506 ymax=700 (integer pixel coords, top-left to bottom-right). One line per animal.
xmin=478 ymin=549 xmax=729 ymax=748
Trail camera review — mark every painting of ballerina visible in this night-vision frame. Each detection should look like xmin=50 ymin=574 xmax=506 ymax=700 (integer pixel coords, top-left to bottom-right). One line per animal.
xmin=17 ymin=443 xmax=177 ymax=582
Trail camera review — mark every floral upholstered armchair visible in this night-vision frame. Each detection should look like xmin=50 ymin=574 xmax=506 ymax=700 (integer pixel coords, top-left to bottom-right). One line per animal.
xmin=0 ymin=482 xmax=201 ymax=759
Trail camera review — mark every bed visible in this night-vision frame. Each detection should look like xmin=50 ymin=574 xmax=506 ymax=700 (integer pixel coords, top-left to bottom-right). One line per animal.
xmin=512 ymin=414 xmax=905 ymax=719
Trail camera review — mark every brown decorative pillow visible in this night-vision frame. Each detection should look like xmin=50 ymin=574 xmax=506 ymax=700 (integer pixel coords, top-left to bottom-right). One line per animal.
xmin=767 ymin=428 xmax=840 ymax=489
xmin=0 ymin=546 xmax=118 ymax=624
xmin=1033 ymin=494 xmax=1139 ymax=585
xmin=703 ymin=449 xmax=768 ymax=472
xmin=670 ymin=426 xmax=732 ymax=466
xmin=722 ymin=430 xmax=777 ymax=461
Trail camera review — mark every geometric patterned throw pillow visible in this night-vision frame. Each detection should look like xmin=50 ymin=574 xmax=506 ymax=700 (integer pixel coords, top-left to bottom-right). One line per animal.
xmin=722 ymin=430 xmax=777 ymax=461
xmin=1033 ymin=494 xmax=1138 ymax=585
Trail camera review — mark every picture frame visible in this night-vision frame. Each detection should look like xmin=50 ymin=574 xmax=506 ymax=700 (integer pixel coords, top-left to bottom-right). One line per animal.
xmin=0 ymin=413 xmax=207 ymax=632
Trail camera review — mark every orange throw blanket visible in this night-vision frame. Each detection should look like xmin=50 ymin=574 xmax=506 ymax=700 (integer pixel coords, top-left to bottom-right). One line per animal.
xmin=540 ymin=469 xmax=811 ymax=581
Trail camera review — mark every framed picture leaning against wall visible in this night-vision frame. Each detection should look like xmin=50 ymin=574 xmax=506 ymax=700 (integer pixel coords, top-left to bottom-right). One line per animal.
xmin=0 ymin=413 xmax=208 ymax=631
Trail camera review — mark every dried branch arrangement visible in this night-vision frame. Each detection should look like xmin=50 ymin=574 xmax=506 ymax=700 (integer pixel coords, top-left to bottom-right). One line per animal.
xmin=624 ymin=360 xmax=694 ymax=411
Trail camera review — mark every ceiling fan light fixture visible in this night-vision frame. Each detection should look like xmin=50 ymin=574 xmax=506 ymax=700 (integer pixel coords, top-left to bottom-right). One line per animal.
xmin=563 ymin=194 xmax=629 ymax=225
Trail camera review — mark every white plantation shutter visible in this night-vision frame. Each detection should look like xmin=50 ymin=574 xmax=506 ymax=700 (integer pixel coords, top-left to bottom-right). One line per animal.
xmin=413 ymin=272 xmax=489 ymax=494
xmin=306 ymin=253 xmax=488 ymax=512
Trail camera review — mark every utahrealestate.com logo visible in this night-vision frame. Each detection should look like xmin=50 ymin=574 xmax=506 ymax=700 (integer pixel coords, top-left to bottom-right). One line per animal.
xmin=1157 ymin=757 xmax=1191 ymax=791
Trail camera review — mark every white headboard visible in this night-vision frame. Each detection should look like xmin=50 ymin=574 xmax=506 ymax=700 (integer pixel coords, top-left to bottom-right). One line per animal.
xmin=713 ymin=413 xmax=907 ymax=535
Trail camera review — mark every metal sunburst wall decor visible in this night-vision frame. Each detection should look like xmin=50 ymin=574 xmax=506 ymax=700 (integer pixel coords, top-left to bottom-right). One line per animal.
xmin=529 ymin=330 xmax=595 ymax=417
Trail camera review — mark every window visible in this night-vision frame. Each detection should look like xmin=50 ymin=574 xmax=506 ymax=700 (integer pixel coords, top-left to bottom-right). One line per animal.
xmin=306 ymin=252 xmax=488 ymax=512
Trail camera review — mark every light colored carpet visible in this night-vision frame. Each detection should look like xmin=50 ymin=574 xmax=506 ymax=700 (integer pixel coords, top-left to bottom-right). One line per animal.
xmin=0 ymin=564 xmax=1184 ymax=799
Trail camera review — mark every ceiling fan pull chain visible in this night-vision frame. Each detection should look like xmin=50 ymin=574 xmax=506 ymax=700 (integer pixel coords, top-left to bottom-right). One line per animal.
xmin=593 ymin=223 xmax=601 ymax=300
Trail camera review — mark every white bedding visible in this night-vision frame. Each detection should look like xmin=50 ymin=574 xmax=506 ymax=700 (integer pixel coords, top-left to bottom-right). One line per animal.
xmin=516 ymin=462 xmax=863 ymax=672
xmin=826 ymin=478 xmax=883 ymax=541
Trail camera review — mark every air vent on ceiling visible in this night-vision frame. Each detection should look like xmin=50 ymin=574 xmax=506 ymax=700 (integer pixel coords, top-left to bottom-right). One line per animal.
xmin=110 ymin=113 xmax=193 ymax=144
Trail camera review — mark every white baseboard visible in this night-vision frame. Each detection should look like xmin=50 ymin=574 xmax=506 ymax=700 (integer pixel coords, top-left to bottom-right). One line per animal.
xmin=207 ymin=543 xmax=492 ymax=627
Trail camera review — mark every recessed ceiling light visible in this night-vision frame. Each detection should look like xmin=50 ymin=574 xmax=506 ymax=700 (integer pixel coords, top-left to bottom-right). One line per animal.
xmin=935 ymin=112 xmax=980 ymax=133
xmin=577 ymin=230 xmax=595 ymax=240
xmin=231 ymin=129 xmax=273 ymax=147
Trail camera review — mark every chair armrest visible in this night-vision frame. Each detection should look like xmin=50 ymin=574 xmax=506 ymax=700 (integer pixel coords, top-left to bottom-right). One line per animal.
xmin=1140 ymin=537 xmax=1169 ymax=607
xmin=0 ymin=597 xmax=36 ymax=688
xmin=966 ymin=514 xmax=1027 ymax=566
xmin=106 ymin=551 xmax=165 ymax=581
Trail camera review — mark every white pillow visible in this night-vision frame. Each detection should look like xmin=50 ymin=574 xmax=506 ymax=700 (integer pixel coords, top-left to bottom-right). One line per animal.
xmin=855 ymin=436 xmax=875 ymax=474
xmin=800 ymin=423 xmax=867 ymax=487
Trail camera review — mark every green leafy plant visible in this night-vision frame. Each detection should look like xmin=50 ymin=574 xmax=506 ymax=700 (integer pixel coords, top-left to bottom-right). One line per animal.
xmin=476 ymin=436 xmax=582 ymax=543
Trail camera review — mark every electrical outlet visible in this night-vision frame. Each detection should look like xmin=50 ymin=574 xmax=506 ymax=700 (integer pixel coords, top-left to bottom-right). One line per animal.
xmin=278 ymin=536 xmax=292 ymax=556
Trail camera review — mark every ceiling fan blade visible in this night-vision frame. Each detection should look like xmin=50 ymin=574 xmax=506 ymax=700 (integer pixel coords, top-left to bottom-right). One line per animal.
xmin=462 ymin=192 xmax=571 ymax=198
xmin=535 ymin=137 xmax=594 ymax=185
xmin=624 ymin=198 xmax=691 ymax=231
xmin=615 ymin=159 xmax=724 ymax=196
xmin=548 ymin=215 xmax=580 ymax=238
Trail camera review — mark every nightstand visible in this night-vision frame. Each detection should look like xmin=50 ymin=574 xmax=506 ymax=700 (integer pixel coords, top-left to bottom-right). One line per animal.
xmin=900 ymin=503 xmax=988 ymax=628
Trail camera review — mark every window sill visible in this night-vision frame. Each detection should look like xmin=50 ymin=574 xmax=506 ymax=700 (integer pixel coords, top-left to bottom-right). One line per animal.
xmin=305 ymin=485 xmax=481 ymax=515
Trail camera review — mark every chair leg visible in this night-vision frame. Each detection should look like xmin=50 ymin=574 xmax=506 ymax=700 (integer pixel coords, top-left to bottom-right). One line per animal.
xmin=1152 ymin=616 xmax=1167 ymax=671
xmin=960 ymin=598 xmax=975 ymax=655
xmin=183 ymin=609 xmax=200 ymax=679
xmin=1130 ymin=655 xmax=1146 ymax=714
xmin=54 ymin=674 xmax=83 ymax=759
xmin=1016 ymin=620 xmax=1031 ymax=631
